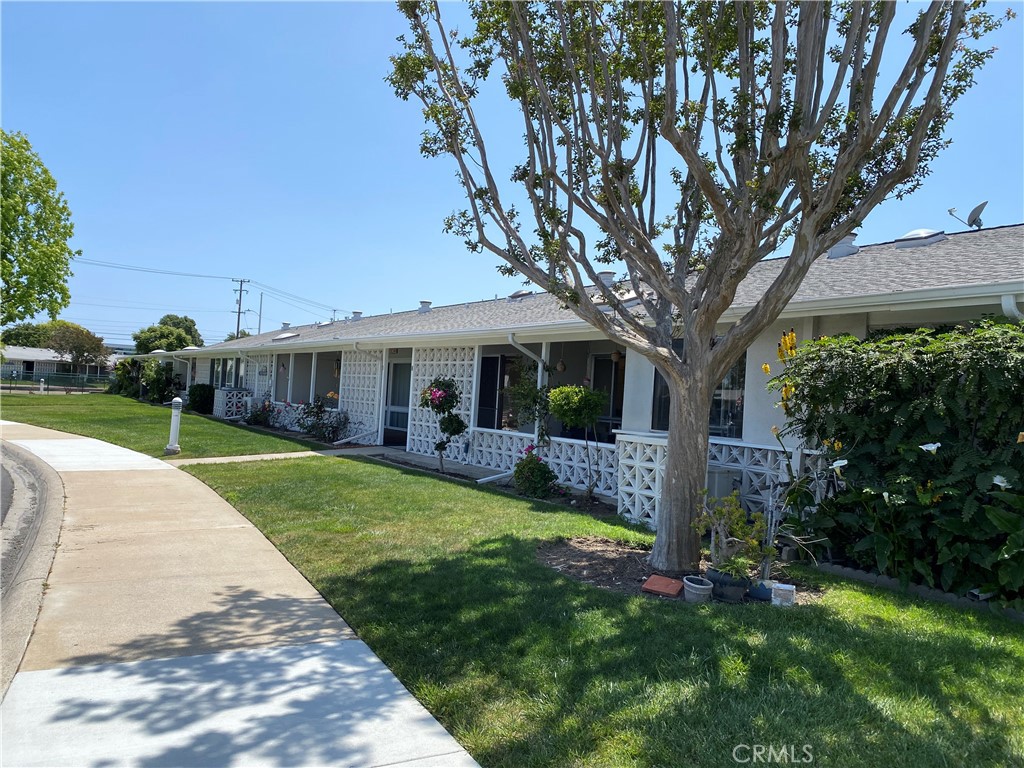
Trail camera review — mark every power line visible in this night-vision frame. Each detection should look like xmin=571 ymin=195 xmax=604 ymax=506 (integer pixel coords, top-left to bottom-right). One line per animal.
xmin=76 ymin=258 xmax=239 ymax=281
xmin=75 ymin=258 xmax=344 ymax=322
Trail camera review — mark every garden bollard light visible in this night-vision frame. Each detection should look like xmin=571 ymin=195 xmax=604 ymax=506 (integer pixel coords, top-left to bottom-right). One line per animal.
xmin=165 ymin=397 xmax=183 ymax=455
xmin=39 ymin=378 xmax=45 ymax=394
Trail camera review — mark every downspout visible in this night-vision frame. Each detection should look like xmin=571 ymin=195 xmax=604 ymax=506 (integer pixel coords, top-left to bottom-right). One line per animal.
xmin=1001 ymin=294 xmax=1023 ymax=321
xmin=507 ymin=333 xmax=544 ymax=366
xmin=170 ymin=355 xmax=191 ymax=394
xmin=508 ymin=333 xmax=546 ymax=442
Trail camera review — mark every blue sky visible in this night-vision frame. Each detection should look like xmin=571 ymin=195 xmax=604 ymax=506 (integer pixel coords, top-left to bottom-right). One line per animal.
xmin=3 ymin=2 xmax=1022 ymax=348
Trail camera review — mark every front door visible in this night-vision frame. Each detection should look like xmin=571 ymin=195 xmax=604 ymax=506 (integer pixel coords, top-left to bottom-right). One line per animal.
xmin=383 ymin=361 xmax=412 ymax=446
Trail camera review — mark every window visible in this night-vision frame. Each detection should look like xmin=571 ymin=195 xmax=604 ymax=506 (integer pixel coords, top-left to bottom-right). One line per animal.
xmin=651 ymin=344 xmax=746 ymax=439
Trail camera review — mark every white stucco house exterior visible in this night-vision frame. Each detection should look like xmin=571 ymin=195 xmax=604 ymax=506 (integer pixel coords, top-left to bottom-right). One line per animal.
xmin=147 ymin=224 xmax=1024 ymax=527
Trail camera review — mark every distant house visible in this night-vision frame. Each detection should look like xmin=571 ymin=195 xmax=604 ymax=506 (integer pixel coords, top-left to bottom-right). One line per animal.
xmin=148 ymin=224 xmax=1024 ymax=527
xmin=1 ymin=345 xmax=112 ymax=381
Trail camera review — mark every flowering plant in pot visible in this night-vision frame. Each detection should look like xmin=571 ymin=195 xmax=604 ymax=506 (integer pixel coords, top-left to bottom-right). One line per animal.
xmin=693 ymin=491 xmax=769 ymax=602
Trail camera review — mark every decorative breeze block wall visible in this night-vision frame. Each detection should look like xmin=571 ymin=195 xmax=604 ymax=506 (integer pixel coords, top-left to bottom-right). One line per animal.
xmin=339 ymin=349 xmax=383 ymax=438
xmin=408 ymin=346 xmax=476 ymax=460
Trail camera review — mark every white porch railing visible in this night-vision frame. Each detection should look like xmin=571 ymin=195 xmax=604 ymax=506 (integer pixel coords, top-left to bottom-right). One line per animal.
xmin=468 ymin=428 xmax=534 ymax=472
xmin=545 ymin=436 xmax=618 ymax=496
xmin=213 ymin=388 xmax=251 ymax=420
xmin=468 ymin=428 xmax=618 ymax=496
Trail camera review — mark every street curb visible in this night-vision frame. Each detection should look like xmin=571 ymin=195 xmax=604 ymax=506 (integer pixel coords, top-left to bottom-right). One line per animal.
xmin=1 ymin=441 xmax=66 ymax=700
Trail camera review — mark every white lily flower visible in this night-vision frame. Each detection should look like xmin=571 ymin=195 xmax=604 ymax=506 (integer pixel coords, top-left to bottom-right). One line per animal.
xmin=883 ymin=491 xmax=890 ymax=504
xmin=830 ymin=459 xmax=848 ymax=471
xmin=919 ymin=442 xmax=941 ymax=454
xmin=993 ymin=475 xmax=1013 ymax=490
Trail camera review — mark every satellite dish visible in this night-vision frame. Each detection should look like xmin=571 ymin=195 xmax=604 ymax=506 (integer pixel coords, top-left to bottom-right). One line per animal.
xmin=966 ymin=201 xmax=987 ymax=229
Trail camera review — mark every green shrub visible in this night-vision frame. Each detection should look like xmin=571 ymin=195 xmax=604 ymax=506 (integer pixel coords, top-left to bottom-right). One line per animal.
xmin=513 ymin=444 xmax=558 ymax=498
xmin=140 ymin=359 xmax=175 ymax=403
xmin=109 ymin=358 xmax=140 ymax=398
xmin=297 ymin=396 xmax=350 ymax=443
xmin=187 ymin=383 xmax=215 ymax=414
xmin=774 ymin=321 xmax=1024 ymax=606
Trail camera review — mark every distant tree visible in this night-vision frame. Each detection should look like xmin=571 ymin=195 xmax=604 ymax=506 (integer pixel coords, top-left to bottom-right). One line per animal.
xmin=49 ymin=324 xmax=109 ymax=370
xmin=1 ymin=319 xmax=86 ymax=348
xmin=391 ymin=1 xmax=1010 ymax=571
xmin=132 ymin=324 xmax=191 ymax=354
xmin=1 ymin=130 xmax=80 ymax=326
xmin=157 ymin=314 xmax=203 ymax=347
xmin=224 ymin=329 xmax=252 ymax=342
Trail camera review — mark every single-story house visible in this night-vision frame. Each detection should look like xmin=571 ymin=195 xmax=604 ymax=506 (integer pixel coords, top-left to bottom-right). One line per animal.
xmin=148 ymin=224 xmax=1024 ymax=527
xmin=1 ymin=346 xmax=113 ymax=380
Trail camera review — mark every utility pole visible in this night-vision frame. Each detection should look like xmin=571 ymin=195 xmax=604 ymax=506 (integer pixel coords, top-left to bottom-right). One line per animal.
xmin=233 ymin=278 xmax=249 ymax=338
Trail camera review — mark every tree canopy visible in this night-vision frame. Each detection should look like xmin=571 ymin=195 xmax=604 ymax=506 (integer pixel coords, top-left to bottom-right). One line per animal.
xmin=49 ymin=324 xmax=109 ymax=370
xmin=224 ymin=329 xmax=252 ymax=342
xmin=132 ymin=324 xmax=191 ymax=354
xmin=1 ymin=130 xmax=79 ymax=326
xmin=390 ymin=1 xmax=1009 ymax=569
xmin=157 ymin=314 xmax=204 ymax=347
xmin=1 ymin=319 xmax=85 ymax=348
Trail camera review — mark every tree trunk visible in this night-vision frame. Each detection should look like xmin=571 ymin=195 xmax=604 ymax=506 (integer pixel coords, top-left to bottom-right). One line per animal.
xmin=648 ymin=373 xmax=712 ymax=572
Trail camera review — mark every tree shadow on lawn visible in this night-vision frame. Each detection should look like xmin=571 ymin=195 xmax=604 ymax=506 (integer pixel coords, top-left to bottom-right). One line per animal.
xmin=319 ymin=535 xmax=1024 ymax=768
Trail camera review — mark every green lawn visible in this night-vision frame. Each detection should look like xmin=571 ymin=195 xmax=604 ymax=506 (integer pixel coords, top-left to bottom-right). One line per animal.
xmin=1 ymin=392 xmax=320 ymax=458
xmin=187 ymin=456 xmax=1024 ymax=768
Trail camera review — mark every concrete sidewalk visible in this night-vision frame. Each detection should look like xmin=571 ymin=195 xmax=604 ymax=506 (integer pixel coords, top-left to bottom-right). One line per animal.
xmin=0 ymin=421 xmax=477 ymax=767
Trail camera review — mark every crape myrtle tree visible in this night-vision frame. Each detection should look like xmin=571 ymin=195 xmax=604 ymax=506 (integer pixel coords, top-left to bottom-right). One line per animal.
xmin=389 ymin=1 xmax=1008 ymax=570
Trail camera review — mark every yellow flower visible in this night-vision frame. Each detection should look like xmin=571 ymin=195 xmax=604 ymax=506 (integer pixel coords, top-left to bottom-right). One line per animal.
xmin=770 ymin=425 xmax=780 ymax=436
xmin=1018 ymin=431 xmax=1024 ymax=444
xmin=777 ymin=343 xmax=785 ymax=362
xmin=761 ymin=363 xmax=771 ymax=375
xmin=834 ymin=440 xmax=843 ymax=451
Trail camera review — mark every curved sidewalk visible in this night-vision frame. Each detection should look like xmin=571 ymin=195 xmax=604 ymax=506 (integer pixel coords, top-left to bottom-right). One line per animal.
xmin=0 ymin=422 xmax=477 ymax=767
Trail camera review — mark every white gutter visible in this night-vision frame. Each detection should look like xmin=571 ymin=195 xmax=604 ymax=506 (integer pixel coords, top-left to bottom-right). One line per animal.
xmin=1001 ymin=294 xmax=1023 ymax=321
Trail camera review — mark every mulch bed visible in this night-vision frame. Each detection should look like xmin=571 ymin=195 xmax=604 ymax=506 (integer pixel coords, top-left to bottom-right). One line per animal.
xmin=537 ymin=536 xmax=826 ymax=604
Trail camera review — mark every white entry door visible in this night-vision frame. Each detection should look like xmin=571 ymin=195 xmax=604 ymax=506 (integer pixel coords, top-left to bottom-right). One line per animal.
xmin=385 ymin=361 xmax=412 ymax=432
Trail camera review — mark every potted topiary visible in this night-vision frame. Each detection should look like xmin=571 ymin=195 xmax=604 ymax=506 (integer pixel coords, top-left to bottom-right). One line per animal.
xmin=693 ymin=491 xmax=767 ymax=603
xmin=547 ymin=385 xmax=608 ymax=500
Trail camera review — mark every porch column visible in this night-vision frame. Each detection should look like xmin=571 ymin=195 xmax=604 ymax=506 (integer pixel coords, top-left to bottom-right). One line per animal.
xmin=286 ymin=353 xmax=295 ymax=403
xmin=310 ymin=352 xmax=318 ymax=403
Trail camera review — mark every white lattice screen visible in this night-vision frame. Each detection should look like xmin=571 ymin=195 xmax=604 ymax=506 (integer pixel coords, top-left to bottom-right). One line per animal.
xmin=243 ymin=354 xmax=273 ymax=398
xmin=339 ymin=349 xmax=383 ymax=437
xmin=408 ymin=346 xmax=476 ymax=459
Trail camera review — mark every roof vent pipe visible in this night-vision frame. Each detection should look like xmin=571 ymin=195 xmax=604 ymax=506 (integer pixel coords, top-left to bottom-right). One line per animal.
xmin=419 ymin=301 xmax=432 ymax=313
xmin=597 ymin=271 xmax=615 ymax=287
xmin=281 ymin=322 xmax=291 ymax=330
xmin=827 ymin=234 xmax=860 ymax=260
xmin=350 ymin=311 xmax=362 ymax=321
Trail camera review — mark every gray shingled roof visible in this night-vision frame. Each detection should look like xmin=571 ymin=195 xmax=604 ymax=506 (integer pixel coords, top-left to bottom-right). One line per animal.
xmin=205 ymin=224 xmax=1022 ymax=354
xmin=733 ymin=223 xmax=1023 ymax=308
